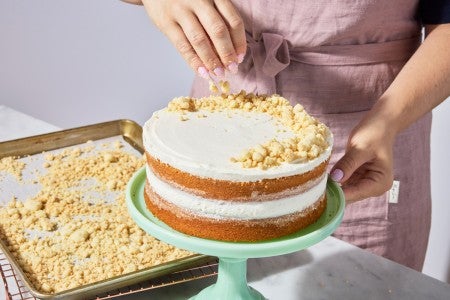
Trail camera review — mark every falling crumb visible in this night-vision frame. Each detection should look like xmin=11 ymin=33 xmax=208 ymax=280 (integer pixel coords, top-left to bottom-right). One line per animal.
xmin=209 ymin=81 xmax=219 ymax=94
xmin=219 ymin=80 xmax=230 ymax=94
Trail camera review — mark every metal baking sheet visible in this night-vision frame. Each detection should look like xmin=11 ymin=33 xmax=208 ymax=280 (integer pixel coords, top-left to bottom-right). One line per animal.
xmin=0 ymin=120 xmax=212 ymax=299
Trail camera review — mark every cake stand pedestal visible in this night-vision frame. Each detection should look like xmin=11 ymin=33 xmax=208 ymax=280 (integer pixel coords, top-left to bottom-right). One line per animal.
xmin=126 ymin=167 xmax=345 ymax=300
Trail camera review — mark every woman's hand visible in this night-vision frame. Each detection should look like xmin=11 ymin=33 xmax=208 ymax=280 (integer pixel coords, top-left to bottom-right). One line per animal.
xmin=141 ymin=0 xmax=247 ymax=78
xmin=331 ymin=23 xmax=450 ymax=203
xmin=330 ymin=113 xmax=396 ymax=203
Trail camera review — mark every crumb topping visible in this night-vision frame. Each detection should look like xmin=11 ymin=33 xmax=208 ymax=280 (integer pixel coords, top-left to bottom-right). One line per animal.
xmin=0 ymin=156 xmax=26 ymax=181
xmin=166 ymin=84 xmax=330 ymax=169
xmin=0 ymin=141 xmax=191 ymax=293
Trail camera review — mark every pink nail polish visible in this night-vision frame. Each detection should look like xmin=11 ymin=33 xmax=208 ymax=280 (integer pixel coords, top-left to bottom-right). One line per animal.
xmin=330 ymin=169 xmax=344 ymax=182
xmin=197 ymin=67 xmax=209 ymax=79
xmin=213 ymin=67 xmax=224 ymax=77
xmin=228 ymin=62 xmax=238 ymax=74
xmin=237 ymin=53 xmax=245 ymax=63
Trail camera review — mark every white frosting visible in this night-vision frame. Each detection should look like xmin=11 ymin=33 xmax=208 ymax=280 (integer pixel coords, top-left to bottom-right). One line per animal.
xmin=146 ymin=166 xmax=327 ymax=220
xmin=143 ymin=109 xmax=332 ymax=182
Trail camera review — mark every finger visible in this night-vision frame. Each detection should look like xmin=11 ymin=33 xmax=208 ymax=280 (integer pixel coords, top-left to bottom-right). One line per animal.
xmin=177 ymin=13 xmax=225 ymax=76
xmin=342 ymin=170 xmax=390 ymax=202
xmin=343 ymin=167 xmax=365 ymax=187
xmin=330 ymin=147 xmax=372 ymax=183
xmin=342 ymin=178 xmax=378 ymax=203
xmin=214 ymin=0 xmax=247 ymax=63
xmin=164 ymin=22 xmax=209 ymax=79
xmin=194 ymin=5 xmax=237 ymax=72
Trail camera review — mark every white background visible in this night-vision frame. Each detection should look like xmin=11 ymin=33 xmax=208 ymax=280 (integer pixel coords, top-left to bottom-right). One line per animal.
xmin=1 ymin=1 xmax=449 ymax=283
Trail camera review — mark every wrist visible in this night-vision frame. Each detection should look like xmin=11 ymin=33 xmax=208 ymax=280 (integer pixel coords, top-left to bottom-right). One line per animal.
xmin=365 ymin=94 xmax=405 ymax=138
xmin=346 ymin=111 xmax=396 ymax=160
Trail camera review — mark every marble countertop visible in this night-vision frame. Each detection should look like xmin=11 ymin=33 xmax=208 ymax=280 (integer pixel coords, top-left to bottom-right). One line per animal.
xmin=0 ymin=105 xmax=449 ymax=300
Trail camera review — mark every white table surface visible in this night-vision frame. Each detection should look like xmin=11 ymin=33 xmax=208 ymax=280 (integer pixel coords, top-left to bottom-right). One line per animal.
xmin=0 ymin=105 xmax=449 ymax=300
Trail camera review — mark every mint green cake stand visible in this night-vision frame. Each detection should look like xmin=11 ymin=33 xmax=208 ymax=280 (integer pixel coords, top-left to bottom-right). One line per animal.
xmin=126 ymin=167 xmax=345 ymax=300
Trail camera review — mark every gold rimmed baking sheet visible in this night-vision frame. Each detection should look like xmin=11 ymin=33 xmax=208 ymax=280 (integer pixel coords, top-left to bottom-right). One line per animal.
xmin=0 ymin=120 xmax=212 ymax=299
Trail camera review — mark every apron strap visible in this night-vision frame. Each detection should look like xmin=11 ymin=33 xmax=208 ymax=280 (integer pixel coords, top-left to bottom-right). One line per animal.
xmin=290 ymin=36 xmax=421 ymax=66
xmin=247 ymin=32 xmax=290 ymax=95
xmin=246 ymin=31 xmax=420 ymax=94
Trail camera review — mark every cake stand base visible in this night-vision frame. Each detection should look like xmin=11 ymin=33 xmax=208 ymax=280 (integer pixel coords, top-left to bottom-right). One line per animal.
xmin=126 ymin=167 xmax=345 ymax=300
xmin=190 ymin=258 xmax=263 ymax=300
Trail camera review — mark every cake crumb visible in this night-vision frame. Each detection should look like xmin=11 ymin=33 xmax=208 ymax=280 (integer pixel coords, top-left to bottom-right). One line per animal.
xmin=220 ymin=80 xmax=230 ymax=94
xmin=209 ymin=80 xmax=230 ymax=95
xmin=103 ymin=152 xmax=118 ymax=163
xmin=209 ymin=81 xmax=219 ymax=94
xmin=114 ymin=140 xmax=123 ymax=149
xmin=166 ymin=82 xmax=331 ymax=169
xmin=0 ymin=142 xmax=192 ymax=294
xmin=0 ymin=156 xmax=26 ymax=181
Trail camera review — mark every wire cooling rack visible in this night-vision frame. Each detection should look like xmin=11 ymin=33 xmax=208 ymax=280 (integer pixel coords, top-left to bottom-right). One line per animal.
xmin=0 ymin=251 xmax=218 ymax=300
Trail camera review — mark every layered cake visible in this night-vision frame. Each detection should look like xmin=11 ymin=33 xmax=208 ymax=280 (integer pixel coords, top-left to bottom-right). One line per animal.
xmin=143 ymin=87 xmax=333 ymax=242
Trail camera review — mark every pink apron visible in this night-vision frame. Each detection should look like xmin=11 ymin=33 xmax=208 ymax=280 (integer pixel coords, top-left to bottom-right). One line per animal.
xmin=191 ymin=0 xmax=431 ymax=271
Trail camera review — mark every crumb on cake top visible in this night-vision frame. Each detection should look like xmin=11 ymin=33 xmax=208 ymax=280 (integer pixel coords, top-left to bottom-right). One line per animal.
xmin=166 ymin=82 xmax=330 ymax=170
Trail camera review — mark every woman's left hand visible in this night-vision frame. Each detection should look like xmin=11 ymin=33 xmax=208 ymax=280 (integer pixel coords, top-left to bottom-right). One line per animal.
xmin=331 ymin=23 xmax=450 ymax=203
xmin=330 ymin=114 xmax=396 ymax=203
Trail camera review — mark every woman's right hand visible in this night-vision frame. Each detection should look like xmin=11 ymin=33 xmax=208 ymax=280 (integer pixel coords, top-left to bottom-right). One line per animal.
xmin=141 ymin=0 xmax=247 ymax=78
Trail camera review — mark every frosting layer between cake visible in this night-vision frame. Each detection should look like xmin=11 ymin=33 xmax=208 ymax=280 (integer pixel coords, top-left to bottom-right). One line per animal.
xmin=146 ymin=166 xmax=327 ymax=220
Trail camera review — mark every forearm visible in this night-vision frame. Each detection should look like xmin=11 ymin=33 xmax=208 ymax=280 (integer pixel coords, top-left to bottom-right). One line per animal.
xmin=370 ymin=24 xmax=450 ymax=135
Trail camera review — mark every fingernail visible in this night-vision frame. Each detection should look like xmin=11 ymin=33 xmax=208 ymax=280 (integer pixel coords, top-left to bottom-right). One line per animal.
xmin=330 ymin=169 xmax=344 ymax=182
xmin=237 ymin=53 xmax=245 ymax=63
xmin=213 ymin=67 xmax=224 ymax=77
xmin=197 ymin=67 xmax=209 ymax=79
xmin=227 ymin=62 xmax=238 ymax=74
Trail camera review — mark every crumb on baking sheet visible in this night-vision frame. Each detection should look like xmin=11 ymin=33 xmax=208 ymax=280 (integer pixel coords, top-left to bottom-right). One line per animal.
xmin=0 ymin=156 xmax=26 ymax=181
xmin=0 ymin=140 xmax=192 ymax=294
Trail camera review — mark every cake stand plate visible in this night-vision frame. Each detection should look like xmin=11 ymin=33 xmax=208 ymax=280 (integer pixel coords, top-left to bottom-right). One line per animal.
xmin=126 ymin=167 xmax=345 ymax=300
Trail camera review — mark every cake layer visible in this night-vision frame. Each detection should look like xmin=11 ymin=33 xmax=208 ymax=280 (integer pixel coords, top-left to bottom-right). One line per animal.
xmin=144 ymin=183 xmax=327 ymax=242
xmin=143 ymin=109 xmax=332 ymax=182
xmin=142 ymin=92 xmax=332 ymax=242
xmin=146 ymin=166 xmax=327 ymax=219
xmin=147 ymin=152 xmax=329 ymax=200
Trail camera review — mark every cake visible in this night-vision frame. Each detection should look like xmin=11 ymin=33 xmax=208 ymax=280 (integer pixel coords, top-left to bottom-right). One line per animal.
xmin=143 ymin=87 xmax=333 ymax=242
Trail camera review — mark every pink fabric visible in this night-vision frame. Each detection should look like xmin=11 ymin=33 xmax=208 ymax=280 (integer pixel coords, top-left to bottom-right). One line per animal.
xmin=191 ymin=0 xmax=431 ymax=271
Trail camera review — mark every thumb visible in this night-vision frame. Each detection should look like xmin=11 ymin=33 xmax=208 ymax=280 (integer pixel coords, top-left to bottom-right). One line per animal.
xmin=330 ymin=147 xmax=371 ymax=183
